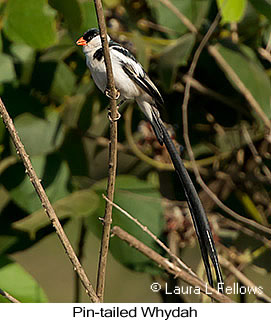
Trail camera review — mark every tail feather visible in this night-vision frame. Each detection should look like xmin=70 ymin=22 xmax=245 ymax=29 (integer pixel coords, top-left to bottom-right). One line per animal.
xmin=151 ymin=110 xmax=223 ymax=289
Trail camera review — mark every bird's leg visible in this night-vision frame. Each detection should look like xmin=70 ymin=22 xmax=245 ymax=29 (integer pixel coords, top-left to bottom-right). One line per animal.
xmin=107 ymin=99 xmax=125 ymax=122
xmin=104 ymin=87 xmax=120 ymax=100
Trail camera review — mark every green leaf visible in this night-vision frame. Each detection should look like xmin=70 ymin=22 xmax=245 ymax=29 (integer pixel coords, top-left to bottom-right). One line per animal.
xmin=50 ymin=61 xmax=76 ymax=98
xmin=0 ymin=236 xmax=17 ymax=255
xmin=217 ymin=0 xmax=247 ymax=23
xmin=79 ymin=0 xmax=98 ymax=34
xmin=10 ymin=43 xmax=35 ymax=85
xmin=88 ymin=175 xmax=164 ymax=273
xmin=0 ymin=53 xmax=16 ymax=83
xmin=49 ymin=0 xmax=82 ymax=33
xmin=3 ymin=0 xmax=57 ymax=49
xmin=147 ymin=0 xmax=211 ymax=37
xmin=13 ymin=189 xmax=100 ymax=238
xmin=158 ymin=33 xmax=196 ymax=90
xmin=13 ymin=110 xmax=65 ymax=156
xmin=10 ymin=43 xmax=34 ymax=63
xmin=213 ymin=43 xmax=271 ymax=119
xmin=248 ymin=0 xmax=271 ymax=21
xmin=0 ymin=256 xmax=48 ymax=302
xmin=0 ymin=154 xmax=70 ymax=214
xmin=40 ymin=33 xmax=75 ymax=62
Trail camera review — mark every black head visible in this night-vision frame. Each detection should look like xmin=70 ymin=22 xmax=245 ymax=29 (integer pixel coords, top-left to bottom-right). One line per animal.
xmin=83 ymin=28 xmax=100 ymax=43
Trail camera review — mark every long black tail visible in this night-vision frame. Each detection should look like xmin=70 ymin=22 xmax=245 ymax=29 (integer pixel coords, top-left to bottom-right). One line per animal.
xmin=151 ymin=110 xmax=223 ymax=289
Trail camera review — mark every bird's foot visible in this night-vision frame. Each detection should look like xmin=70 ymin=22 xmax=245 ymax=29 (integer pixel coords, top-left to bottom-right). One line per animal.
xmin=107 ymin=110 xmax=121 ymax=122
xmin=107 ymin=99 xmax=125 ymax=122
xmin=104 ymin=87 xmax=120 ymax=100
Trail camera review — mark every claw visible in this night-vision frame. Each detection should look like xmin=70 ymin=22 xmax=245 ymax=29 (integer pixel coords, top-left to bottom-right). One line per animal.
xmin=107 ymin=110 xmax=121 ymax=122
xmin=104 ymin=88 xmax=120 ymax=100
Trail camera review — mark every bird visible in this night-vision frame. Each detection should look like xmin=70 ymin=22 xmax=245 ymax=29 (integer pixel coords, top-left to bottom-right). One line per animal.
xmin=76 ymin=28 xmax=224 ymax=290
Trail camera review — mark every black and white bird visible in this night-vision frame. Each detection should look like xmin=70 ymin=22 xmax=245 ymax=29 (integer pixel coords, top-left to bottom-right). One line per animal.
xmin=76 ymin=28 xmax=224 ymax=289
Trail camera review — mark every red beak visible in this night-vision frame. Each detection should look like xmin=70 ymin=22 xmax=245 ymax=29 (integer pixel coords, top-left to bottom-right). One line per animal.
xmin=76 ymin=36 xmax=87 ymax=46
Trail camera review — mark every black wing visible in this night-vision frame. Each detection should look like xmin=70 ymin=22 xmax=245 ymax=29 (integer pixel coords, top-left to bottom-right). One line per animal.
xmin=121 ymin=62 xmax=164 ymax=109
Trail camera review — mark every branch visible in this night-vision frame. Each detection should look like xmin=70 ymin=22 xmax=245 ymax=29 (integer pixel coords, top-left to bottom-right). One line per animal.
xmin=112 ymin=226 xmax=233 ymax=303
xmin=219 ymin=256 xmax=271 ymax=303
xmin=157 ymin=0 xmax=197 ymax=34
xmin=93 ymin=0 xmax=119 ymax=302
xmin=0 ymin=288 xmax=20 ymax=303
xmin=0 ymin=97 xmax=99 ymax=303
xmin=102 ymin=194 xmax=199 ymax=280
xmin=208 ymin=45 xmax=271 ymax=140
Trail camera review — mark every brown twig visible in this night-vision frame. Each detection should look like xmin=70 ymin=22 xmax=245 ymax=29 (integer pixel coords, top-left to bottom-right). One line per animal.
xmin=220 ymin=215 xmax=271 ymax=249
xmin=258 ymin=47 xmax=271 ymax=63
xmin=241 ymin=124 xmax=271 ymax=185
xmin=0 ymin=288 xmax=20 ymax=303
xmin=157 ymin=0 xmax=198 ymax=34
xmin=102 ymin=194 xmax=199 ymax=279
xmin=0 ymin=98 xmax=99 ymax=303
xmin=182 ymin=75 xmax=249 ymax=114
xmin=208 ymin=45 xmax=271 ymax=139
xmin=112 ymin=226 xmax=233 ymax=303
xmin=219 ymin=256 xmax=271 ymax=303
xmin=94 ymin=0 xmax=119 ymax=302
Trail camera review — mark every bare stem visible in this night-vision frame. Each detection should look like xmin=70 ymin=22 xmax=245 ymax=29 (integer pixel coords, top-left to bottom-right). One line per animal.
xmin=93 ymin=0 xmax=119 ymax=302
xmin=208 ymin=45 xmax=271 ymax=139
xmin=0 ymin=98 xmax=99 ymax=303
xmin=102 ymin=194 xmax=199 ymax=280
xmin=0 ymin=288 xmax=20 ymax=303
xmin=219 ymin=256 xmax=271 ymax=303
xmin=112 ymin=226 xmax=233 ymax=303
xmin=157 ymin=0 xmax=197 ymax=34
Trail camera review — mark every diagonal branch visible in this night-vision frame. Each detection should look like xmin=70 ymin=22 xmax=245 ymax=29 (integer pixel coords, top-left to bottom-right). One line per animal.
xmin=0 ymin=97 xmax=99 ymax=303
xmin=112 ymin=226 xmax=233 ymax=303
xmin=102 ymin=194 xmax=199 ymax=279
xmin=93 ymin=0 xmax=119 ymax=302
xmin=208 ymin=45 xmax=271 ymax=139
xmin=0 ymin=288 xmax=20 ymax=303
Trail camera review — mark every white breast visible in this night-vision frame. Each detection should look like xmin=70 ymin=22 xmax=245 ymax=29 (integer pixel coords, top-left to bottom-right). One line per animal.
xmin=84 ymin=46 xmax=142 ymax=100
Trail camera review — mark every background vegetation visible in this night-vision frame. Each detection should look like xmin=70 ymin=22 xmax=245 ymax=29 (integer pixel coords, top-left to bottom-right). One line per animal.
xmin=0 ymin=0 xmax=271 ymax=302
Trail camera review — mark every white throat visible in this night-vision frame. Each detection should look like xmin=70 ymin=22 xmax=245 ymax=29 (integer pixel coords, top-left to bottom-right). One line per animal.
xmin=83 ymin=34 xmax=110 ymax=54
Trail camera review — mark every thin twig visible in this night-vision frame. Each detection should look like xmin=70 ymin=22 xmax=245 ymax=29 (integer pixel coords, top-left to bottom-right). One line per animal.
xmin=219 ymin=215 xmax=271 ymax=249
xmin=0 ymin=98 xmax=99 ymax=303
xmin=112 ymin=226 xmax=233 ymax=303
xmin=182 ymin=75 xmax=250 ymax=114
xmin=94 ymin=0 xmax=119 ymax=302
xmin=258 ymin=48 xmax=271 ymax=63
xmin=241 ymin=124 xmax=271 ymax=185
xmin=219 ymin=256 xmax=271 ymax=303
xmin=266 ymin=32 xmax=271 ymax=52
xmin=157 ymin=0 xmax=198 ymax=34
xmin=102 ymin=194 xmax=199 ymax=280
xmin=0 ymin=289 xmax=20 ymax=303
xmin=208 ymin=45 xmax=271 ymax=139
